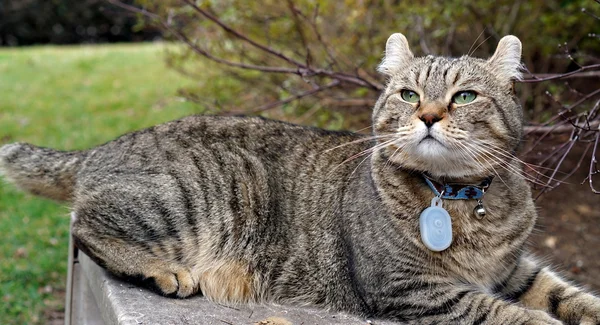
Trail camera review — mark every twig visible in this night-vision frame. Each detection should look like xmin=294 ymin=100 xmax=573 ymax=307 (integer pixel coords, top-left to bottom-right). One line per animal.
xmin=535 ymin=130 xmax=579 ymax=198
xmin=524 ymin=121 xmax=600 ymax=134
xmin=526 ymin=71 xmax=600 ymax=79
xmin=285 ymin=0 xmax=311 ymax=67
xmin=181 ymin=0 xmax=306 ymax=68
xmin=588 ymin=128 xmax=600 ymax=193
xmin=107 ymin=0 xmax=379 ymax=89
xmin=228 ymin=80 xmax=340 ymax=115
xmin=180 ymin=0 xmax=381 ymax=90
xmin=520 ymin=63 xmax=600 ymax=83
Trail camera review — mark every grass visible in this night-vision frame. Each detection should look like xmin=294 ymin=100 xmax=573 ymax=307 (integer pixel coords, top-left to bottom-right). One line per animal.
xmin=0 ymin=42 xmax=207 ymax=324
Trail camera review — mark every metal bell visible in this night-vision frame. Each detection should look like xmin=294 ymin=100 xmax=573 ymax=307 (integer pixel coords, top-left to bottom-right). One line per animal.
xmin=473 ymin=200 xmax=486 ymax=219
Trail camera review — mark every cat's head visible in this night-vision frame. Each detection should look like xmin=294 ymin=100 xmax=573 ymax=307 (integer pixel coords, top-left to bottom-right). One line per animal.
xmin=372 ymin=33 xmax=523 ymax=179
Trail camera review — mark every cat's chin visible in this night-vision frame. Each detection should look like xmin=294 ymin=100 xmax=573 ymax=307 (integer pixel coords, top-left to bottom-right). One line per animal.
xmin=384 ymin=141 xmax=488 ymax=180
xmin=415 ymin=137 xmax=451 ymax=158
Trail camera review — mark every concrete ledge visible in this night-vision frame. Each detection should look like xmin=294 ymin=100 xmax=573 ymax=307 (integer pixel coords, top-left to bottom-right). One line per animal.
xmin=65 ymin=234 xmax=400 ymax=324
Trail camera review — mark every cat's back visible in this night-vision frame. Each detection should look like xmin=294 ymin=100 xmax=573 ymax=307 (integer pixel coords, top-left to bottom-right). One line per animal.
xmin=77 ymin=115 xmax=369 ymax=193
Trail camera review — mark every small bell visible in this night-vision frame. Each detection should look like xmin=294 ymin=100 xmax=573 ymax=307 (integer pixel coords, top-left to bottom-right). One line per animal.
xmin=473 ymin=200 xmax=486 ymax=219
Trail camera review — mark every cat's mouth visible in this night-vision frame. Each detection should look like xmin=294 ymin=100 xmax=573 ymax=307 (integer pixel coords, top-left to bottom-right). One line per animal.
xmin=419 ymin=134 xmax=443 ymax=146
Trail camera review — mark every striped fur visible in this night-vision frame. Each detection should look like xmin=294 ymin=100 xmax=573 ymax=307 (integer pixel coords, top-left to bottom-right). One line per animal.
xmin=1 ymin=34 xmax=599 ymax=323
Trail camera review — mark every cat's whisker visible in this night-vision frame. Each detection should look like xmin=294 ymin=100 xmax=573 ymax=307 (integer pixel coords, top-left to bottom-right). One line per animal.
xmin=328 ymin=138 xmax=400 ymax=175
xmin=352 ymin=125 xmax=374 ymax=133
xmin=349 ymin=140 xmax=406 ymax=180
xmin=458 ymin=145 xmax=508 ymax=186
xmin=464 ymin=143 xmax=536 ymax=184
xmin=347 ymin=138 xmax=399 ymax=161
xmin=483 ymin=143 xmax=562 ymax=176
xmin=323 ymin=134 xmax=398 ymax=153
xmin=464 ymin=143 xmax=551 ymax=187
xmin=452 ymin=142 xmax=489 ymax=174
xmin=469 ymin=140 xmax=563 ymax=181
xmin=385 ymin=143 xmax=406 ymax=169
xmin=455 ymin=142 xmax=508 ymax=187
xmin=347 ymin=152 xmax=374 ymax=181
xmin=467 ymin=29 xmax=486 ymax=56
xmin=468 ymin=34 xmax=493 ymax=57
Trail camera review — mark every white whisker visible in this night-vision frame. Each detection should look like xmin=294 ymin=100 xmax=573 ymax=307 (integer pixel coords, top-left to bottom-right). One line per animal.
xmin=469 ymin=140 xmax=562 ymax=181
xmin=323 ymin=134 xmax=398 ymax=153
xmin=464 ymin=142 xmax=551 ymax=187
xmin=327 ymin=137 xmax=400 ymax=176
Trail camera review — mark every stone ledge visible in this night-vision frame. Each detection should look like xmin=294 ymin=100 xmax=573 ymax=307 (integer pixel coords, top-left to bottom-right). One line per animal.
xmin=65 ymin=235 xmax=400 ymax=324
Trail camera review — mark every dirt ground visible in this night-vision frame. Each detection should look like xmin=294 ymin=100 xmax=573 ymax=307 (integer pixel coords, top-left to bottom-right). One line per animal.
xmin=529 ymin=153 xmax=600 ymax=293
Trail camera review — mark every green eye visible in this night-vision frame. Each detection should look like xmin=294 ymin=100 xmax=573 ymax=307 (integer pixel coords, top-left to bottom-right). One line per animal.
xmin=400 ymin=90 xmax=420 ymax=103
xmin=452 ymin=91 xmax=477 ymax=104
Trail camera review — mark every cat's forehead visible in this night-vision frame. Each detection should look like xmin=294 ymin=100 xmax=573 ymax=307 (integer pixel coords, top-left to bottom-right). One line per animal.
xmin=388 ymin=55 xmax=489 ymax=98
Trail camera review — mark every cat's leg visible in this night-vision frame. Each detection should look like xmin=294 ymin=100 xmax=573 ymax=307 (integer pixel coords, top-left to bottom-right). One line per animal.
xmin=69 ymin=173 xmax=261 ymax=303
xmin=499 ymin=255 xmax=600 ymax=325
xmin=70 ymin=197 xmax=200 ymax=298
xmin=380 ymin=285 xmax=562 ymax=324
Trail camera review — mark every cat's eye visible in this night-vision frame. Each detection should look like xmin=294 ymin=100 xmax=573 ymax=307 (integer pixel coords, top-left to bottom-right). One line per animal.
xmin=400 ymin=90 xmax=420 ymax=103
xmin=452 ymin=91 xmax=477 ymax=104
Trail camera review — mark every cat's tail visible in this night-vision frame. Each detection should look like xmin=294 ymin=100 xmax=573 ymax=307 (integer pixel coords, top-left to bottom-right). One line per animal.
xmin=0 ymin=143 xmax=86 ymax=202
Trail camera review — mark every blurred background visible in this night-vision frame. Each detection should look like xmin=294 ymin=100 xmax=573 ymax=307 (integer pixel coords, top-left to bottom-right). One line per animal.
xmin=0 ymin=0 xmax=599 ymax=324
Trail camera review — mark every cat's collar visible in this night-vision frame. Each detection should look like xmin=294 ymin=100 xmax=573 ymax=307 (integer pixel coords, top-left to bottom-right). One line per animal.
xmin=421 ymin=173 xmax=493 ymax=200
xmin=419 ymin=174 xmax=494 ymax=251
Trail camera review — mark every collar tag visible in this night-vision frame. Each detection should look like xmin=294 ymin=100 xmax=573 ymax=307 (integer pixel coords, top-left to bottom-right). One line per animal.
xmin=419 ymin=197 xmax=453 ymax=252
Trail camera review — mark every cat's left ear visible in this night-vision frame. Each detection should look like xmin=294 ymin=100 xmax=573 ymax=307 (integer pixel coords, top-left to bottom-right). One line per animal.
xmin=487 ymin=35 xmax=523 ymax=82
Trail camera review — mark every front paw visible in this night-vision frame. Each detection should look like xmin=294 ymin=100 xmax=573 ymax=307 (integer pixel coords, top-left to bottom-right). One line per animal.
xmin=562 ymin=292 xmax=600 ymax=325
xmin=143 ymin=266 xmax=197 ymax=298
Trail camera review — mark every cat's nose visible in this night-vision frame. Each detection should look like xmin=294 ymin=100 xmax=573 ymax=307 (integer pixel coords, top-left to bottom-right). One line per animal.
xmin=419 ymin=113 xmax=442 ymax=127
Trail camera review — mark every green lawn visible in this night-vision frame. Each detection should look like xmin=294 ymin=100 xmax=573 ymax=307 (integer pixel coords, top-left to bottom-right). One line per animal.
xmin=0 ymin=43 xmax=207 ymax=324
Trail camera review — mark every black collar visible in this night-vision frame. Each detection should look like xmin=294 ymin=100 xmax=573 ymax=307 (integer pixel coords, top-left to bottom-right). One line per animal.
xmin=422 ymin=173 xmax=493 ymax=200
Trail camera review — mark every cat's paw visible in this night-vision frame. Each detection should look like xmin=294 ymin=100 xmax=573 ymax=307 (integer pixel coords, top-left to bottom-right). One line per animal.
xmin=562 ymin=292 xmax=600 ymax=325
xmin=146 ymin=267 xmax=197 ymax=298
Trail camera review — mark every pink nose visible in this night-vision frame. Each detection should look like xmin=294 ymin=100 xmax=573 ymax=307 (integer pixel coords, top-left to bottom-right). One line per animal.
xmin=419 ymin=113 xmax=442 ymax=127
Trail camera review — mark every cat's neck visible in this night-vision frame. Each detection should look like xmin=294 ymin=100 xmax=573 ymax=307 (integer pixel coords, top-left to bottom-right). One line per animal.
xmin=368 ymin=152 xmax=525 ymax=212
xmin=420 ymin=172 xmax=494 ymax=187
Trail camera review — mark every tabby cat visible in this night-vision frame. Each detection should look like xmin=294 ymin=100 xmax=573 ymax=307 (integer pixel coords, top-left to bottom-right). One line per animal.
xmin=1 ymin=33 xmax=600 ymax=324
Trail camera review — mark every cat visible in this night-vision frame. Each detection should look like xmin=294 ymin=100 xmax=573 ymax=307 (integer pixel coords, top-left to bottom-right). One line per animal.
xmin=1 ymin=33 xmax=600 ymax=324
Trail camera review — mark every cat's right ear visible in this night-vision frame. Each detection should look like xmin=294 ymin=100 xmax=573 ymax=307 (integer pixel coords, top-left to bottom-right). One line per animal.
xmin=377 ymin=33 xmax=414 ymax=76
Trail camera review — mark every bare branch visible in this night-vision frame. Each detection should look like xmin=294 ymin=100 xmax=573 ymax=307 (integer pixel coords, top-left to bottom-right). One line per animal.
xmin=285 ymin=0 xmax=311 ymax=67
xmin=226 ymin=80 xmax=341 ymax=115
xmin=520 ymin=63 xmax=600 ymax=83
xmin=179 ymin=0 xmax=382 ymax=90
xmin=524 ymin=121 xmax=600 ymax=134
xmin=534 ymin=128 xmax=580 ymax=198
xmin=108 ymin=0 xmax=380 ymax=90
xmin=181 ymin=0 xmax=306 ymax=68
xmin=588 ymin=128 xmax=600 ymax=193
xmin=526 ymin=71 xmax=600 ymax=79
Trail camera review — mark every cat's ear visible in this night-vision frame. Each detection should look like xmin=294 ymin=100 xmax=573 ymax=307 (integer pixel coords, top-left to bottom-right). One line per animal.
xmin=377 ymin=33 xmax=414 ymax=76
xmin=487 ymin=35 xmax=523 ymax=82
